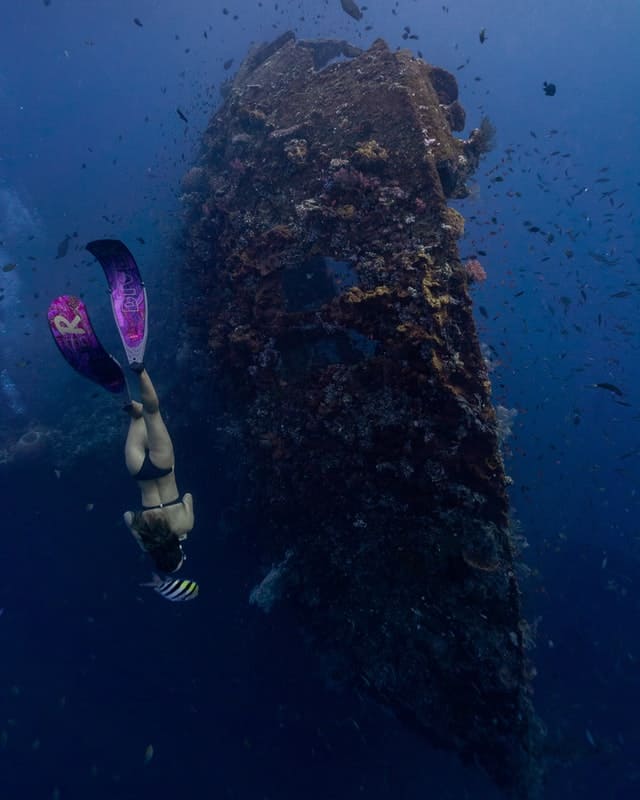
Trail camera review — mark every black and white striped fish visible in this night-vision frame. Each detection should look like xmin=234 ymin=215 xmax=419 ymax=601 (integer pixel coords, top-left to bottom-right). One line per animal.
xmin=142 ymin=574 xmax=199 ymax=602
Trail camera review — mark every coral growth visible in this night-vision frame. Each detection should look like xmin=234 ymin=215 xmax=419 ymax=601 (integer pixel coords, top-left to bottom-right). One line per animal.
xmin=465 ymin=257 xmax=487 ymax=283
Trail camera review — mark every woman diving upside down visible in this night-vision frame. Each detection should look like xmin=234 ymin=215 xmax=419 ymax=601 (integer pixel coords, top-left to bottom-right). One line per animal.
xmin=48 ymin=239 xmax=196 ymax=584
xmin=123 ymin=364 xmax=194 ymax=573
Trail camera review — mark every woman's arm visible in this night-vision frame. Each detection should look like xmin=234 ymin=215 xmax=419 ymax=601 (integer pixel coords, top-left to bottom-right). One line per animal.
xmin=180 ymin=493 xmax=195 ymax=538
xmin=182 ymin=492 xmax=193 ymax=514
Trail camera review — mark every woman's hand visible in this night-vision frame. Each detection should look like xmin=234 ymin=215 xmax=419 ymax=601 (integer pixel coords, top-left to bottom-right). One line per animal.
xmin=182 ymin=493 xmax=195 ymax=532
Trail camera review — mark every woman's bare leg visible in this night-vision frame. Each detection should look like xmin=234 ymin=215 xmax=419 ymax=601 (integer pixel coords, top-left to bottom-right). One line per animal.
xmin=124 ymin=410 xmax=147 ymax=475
xmin=134 ymin=368 xmax=174 ymax=468
xmin=137 ymin=369 xmax=160 ymax=414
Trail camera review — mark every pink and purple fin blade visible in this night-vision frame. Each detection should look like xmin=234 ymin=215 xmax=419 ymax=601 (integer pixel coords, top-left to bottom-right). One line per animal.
xmin=86 ymin=239 xmax=148 ymax=366
xmin=47 ymin=295 xmax=126 ymax=393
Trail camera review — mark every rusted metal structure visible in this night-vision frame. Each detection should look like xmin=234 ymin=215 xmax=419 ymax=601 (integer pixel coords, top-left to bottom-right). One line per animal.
xmin=180 ymin=33 xmax=543 ymax=797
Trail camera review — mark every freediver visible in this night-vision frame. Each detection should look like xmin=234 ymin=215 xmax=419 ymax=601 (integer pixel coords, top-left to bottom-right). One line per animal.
xmin=48 ymin=239 xmax=195 ymax=577
xmin=123 ymin=363 xmax=194 ymax=573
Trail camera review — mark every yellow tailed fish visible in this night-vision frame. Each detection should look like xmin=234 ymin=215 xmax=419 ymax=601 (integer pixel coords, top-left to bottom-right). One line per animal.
xmin=141 ymin=574 xmax=199 ymax=602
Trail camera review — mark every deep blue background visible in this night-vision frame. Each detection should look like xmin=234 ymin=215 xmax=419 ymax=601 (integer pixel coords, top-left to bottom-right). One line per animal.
xmin=1 ymin=1 xmax=639 ymax=797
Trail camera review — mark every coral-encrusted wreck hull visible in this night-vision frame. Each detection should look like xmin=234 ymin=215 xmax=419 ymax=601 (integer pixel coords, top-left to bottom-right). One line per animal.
xmin=182 ymin=34 xmax=542 ymax=797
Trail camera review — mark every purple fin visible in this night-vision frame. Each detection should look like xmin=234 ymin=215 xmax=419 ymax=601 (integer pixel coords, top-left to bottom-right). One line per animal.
xmin=47 ymin=295 xmax=126 ymax=393
xmin=86 ymin=239 xmax=148 ymax=366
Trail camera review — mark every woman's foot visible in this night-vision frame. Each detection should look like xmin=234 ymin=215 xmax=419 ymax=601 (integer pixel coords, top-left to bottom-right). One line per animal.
xmin=123 ymin=400 xmax=144 ymax=419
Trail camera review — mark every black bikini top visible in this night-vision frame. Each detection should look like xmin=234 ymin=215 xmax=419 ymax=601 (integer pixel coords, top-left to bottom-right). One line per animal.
xmin=142 ymin=497 xmax=183 ymax=511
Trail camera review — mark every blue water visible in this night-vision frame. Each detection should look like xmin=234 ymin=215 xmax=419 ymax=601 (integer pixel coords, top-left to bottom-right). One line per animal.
xmin=1 ymin=1 xmax=639 ymax=797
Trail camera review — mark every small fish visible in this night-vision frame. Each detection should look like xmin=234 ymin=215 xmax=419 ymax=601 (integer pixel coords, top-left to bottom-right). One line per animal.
xmin=543 ymin=81 xmax=556 ymax=96
xmin=142 ymin=574 xmax=199 ymax=602
xmin=55 ymin=235 xmax=71 ymax=259
xmin=223 ymin=58 xmax=234 ymax=70
xmin=610 ymin=291 xmax=631 ymax=298
xmin=176 ymin=108 xmax=188 ymax=123
xmin=340 ymin=0 xmax=363 ymax=21
xmin=2 ymin=263 xmax=16 ymax=272
xmin=133 ymin=17 xmax=143 ymax=27
xmin=479 ymin=28 xmax=487 ymax=44
xmin=592 ymin=382 xmax=623 ymax=397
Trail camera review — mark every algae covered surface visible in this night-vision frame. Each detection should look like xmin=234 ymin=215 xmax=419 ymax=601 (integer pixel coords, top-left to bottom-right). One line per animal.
xmin=181 ymin=34 xmax=543 ymax=797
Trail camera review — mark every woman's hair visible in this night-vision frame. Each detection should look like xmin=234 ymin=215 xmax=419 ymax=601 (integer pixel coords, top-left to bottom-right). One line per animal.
xmin=130 ymin=510 xmax=183 ymax=573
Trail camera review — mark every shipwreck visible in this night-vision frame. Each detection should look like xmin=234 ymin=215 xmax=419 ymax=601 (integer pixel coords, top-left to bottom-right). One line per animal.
xmin=179 ymin=33 xmax=543 ymax=797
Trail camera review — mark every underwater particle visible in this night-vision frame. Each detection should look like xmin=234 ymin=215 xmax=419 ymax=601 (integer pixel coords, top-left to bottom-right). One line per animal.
xmin=340 ymin=0 xmax=363 ymax=21
xmin=0 ymin=730 xmax=7 ymax=748
xmin=543 ymin=81 xmax=556 ymax=96
xmin=85 ymin=503 xmax=94 ymax=511
xmin=52 ymin=788 xmax=61 ymax=800
xmin=479 ymin=28 xmax=487 ymax=43
xmin=144 ymin=744 xmax=154 ymax=764
xmin=2 ymin=263 xmax=16 ymax=272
